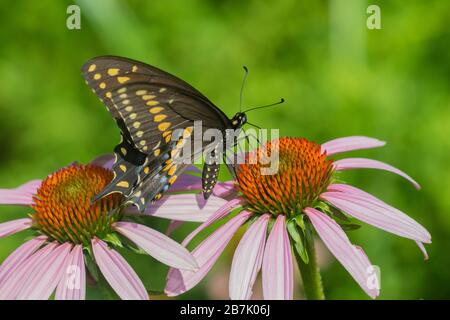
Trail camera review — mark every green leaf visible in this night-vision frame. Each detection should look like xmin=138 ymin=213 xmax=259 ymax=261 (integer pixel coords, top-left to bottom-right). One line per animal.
xmin=84 ymin=251 xmax=100 ymax=282
xmin=314 ymin=202 xmax=331 ymax=213
xmin=267 ymin=216 xmax=276 ymax=234
xmin=103 ymin=232 xmax=123 ymax=248
xmin=330 ymin=207 xmax=351 ymax=222
xmin=119 ymin=236 xmax=147 ymax=255
xmin=245 ymin=214 xmax=260 ymax=229
xmin=147 ymin=289 xmax=165 ymax=296
xmin=287 ymin=220 xmax=301 ymax=243
xmin=124 ymin=243 xmax=147 ymax=255
xmin=338 ymin=223 xmax=362 ymax=231
xmin=287 ymin=219 xmax=310 ymax=264
xmin=294 ymin=215 xmax=306 ymax=232
xmin=294 ymin=238 xmax=309 ymax=264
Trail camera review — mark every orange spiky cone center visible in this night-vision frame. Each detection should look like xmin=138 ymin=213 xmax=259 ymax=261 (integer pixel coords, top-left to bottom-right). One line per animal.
xmin=236 ymin=137 xmax=334 ymax=217
xmin=32 ymin=164 xmax=122 ymax=244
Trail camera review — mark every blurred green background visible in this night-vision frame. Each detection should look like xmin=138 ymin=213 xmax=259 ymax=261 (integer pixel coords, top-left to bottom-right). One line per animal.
xmin=0 ymin=0 xmax=449 ymax=299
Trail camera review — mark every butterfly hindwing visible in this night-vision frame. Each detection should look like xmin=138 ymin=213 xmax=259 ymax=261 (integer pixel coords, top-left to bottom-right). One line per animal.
xmin=125 ymin=138 xmax=190 ymax=212
xmin=92 ymin=134 xmax=146 ymax=202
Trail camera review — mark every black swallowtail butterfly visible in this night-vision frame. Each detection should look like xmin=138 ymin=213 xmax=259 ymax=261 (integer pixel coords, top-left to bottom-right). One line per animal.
xmin=82 ymin=56 xmax=250 ymax=212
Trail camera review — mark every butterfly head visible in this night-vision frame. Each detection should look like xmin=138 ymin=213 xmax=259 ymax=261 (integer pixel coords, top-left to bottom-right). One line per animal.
xmin=231 ymin=112 xmax=247 ymax=129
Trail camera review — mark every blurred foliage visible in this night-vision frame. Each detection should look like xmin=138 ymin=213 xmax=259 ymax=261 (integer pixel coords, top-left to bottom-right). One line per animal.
xmin=0 ymin=0 xmax=449 ymax=299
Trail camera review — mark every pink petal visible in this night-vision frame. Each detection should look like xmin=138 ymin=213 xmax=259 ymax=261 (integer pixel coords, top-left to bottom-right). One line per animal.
xmin=182 ymin=198 xmax=245 ymax=246
xmin=320 ymin=191 xmax=431 ymax=244
xmin=125 ymin=194 xmax=229 ymax=222
xmin=169 ymin=174 xmax=202 ymax=193
xmin=333 ymin=158 xmax=421 ymax=189
xmin=0 ymin=180 xmax=41 ymax=206
xmin=113 ymin=222 xmax=198 ymax=270
xmin=0 ymin=218 xmax=32 ymax=238
xmin=184 ymin=165 xmax=201 ymax=174
xmin=55 ymin=245 xmax=86 ymax=300
xmin=262 ymin=215 xmax=293 ymax=300
xmin=415 ymin=241 xmax=429 ymax=260
xmin=165 ymin=210 xmax=252 ymax=297
xmin=0 ymin=236 xmax=47 ymax=285
xmin=321 ymin=136 xmax=385 ymax=156
xmin=328 ymin=183 xmax=381 ymax=201
xmin=90 ymin=153 xmax=115 ymax=169
xmin=229 ymin=214 xmax=269 ymax=300
xmin=17 ymin=243 xmax=72 ymax=299
xmin=170 ymin=176 xmax=236 ymax=197
xmin=92 ymin=238 xmax=148 ymax=300
xmin=305 ymin=207 xmax=380 ymax=298
xmin=213 ymin=181 xmax=238 ymax=198
xmin=0 ymin=242 xmax=59 ymax=299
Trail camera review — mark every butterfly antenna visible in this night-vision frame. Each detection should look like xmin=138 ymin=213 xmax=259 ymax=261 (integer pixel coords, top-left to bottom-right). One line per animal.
xmin=242 ymin=98 xmax=285 ymax=113
xmin=239 ymin=66 xmax=249 ymax=112
xmin=246 ymin=121 xmax=261 ymax=129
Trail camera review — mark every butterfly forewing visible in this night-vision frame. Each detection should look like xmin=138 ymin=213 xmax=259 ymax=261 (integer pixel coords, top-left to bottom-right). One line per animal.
xmin=82 ymin=56 xmax=236 ymax=209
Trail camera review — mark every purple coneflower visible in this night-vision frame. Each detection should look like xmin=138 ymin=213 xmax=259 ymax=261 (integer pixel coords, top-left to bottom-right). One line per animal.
xmin=164 ymin=136 xmax=431 ymax=299
xmin=0 ymin=155 xmax=207 ymax=300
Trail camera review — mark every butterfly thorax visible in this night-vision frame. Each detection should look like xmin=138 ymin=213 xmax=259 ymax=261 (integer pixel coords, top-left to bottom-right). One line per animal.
xmin=230 ymin=112 xmax=247 ymax=129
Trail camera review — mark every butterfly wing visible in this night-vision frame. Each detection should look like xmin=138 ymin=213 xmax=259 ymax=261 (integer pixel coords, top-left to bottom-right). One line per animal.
xmin=82 ymin=56 xmax=232 ymax=208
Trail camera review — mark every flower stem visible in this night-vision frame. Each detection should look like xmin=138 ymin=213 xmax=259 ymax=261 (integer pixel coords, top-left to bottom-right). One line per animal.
xmin=294 ymin=236 xmax=325 ymax=300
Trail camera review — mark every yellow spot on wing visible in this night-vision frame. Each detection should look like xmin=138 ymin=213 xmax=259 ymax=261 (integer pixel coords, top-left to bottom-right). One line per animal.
xmin=171 ymin=149 xmax=179 ymax=158
xmin=183 ymin=127 xmax=193 ymax=138
xmin=136 ymin=130 xmax=143 ymax=137
xmin=117 ymin=76 xmax=130 ymax=84
xmin=176 ymin=139 xmax=185 ymax=148
xmin=117 ymin=181 xmax=129 ymax=188
xmin=125 ymin=106 xmax=133 ymax=112
xmin=129 ymin=113 xmax=137 ymax=120
xmin=118 ymin=87 xmax=127 ymax=93
xmin=133 ymin=122 xmax=141 ymax=128
xmin=154 ymin=114 xmax=167 ymax=122
xmin=120 ymin=147 xmax=127 ymax=155
xmin=168 ymin=175 xmax=177 ymax=185
xmin=142 ymin=95 xmax=156 ymax=100
xmin=94 ymin=73 xmax=101 ymax=80
xmin=165 ymin=134 xmax=172 ymax=143
xmin=158 ymin=122 xmax=171 ymax=131
xmin=119 ymin=165 xmax=127 ymax=172
xmin=88 ymin=64 xmax=96 ymax=72
xmin=106 ymin=92 xmax=112 ymax=98
xmin=144 ymin=167 xmax=150 ymax=174
xmin=136 ymin=90 xmax=147 ymax=95
xmin=146 ymin=100 xmax=159 ymax=106
xmin=154 ymin=149 xmax=161 ymax=156
xmin=140 ymin=140 xmax=146 ymax=146
xmin=108 ymin=68 xmax=120 ymax=76
xmin=168 ymin=166 xmax=177 ymax=176
xmin=99 ymin=82 xmax=106 ymax=89
xmin=149 ymin=107 xmax=164 ymax=114
xmin=159 ymin=88 xmax=167 ymax=93
xmin=132 ymin=65 xmax=138 ymax=72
